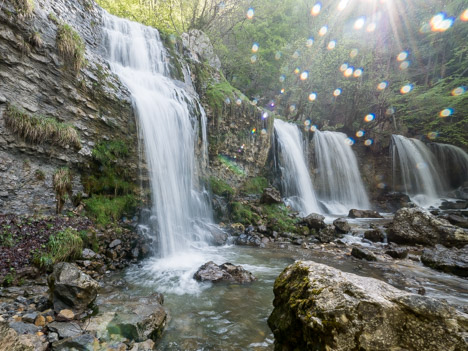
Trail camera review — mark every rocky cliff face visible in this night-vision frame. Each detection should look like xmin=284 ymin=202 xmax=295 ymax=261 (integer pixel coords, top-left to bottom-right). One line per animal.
xmin=0 ymin=0 xmax=139 ymax=214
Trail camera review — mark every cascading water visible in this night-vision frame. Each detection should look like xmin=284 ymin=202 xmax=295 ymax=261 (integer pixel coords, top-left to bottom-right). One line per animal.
xmin=273 ymin=119 xmax=320 ymax=215
xmin=102 ymin=13 xmax=213 ymax=258
xmin=391 ymin=135 xmax=446 ymax=206
xmin=313 ymin=130 xmax=370 ymax=214
xmin=430 ymin=143 xmax=468 ymax=190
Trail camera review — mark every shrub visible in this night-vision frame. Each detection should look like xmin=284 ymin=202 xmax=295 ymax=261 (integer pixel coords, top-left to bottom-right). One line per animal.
xmin=29 ymin=31 xmax=42 ymax=47
xmin=4 ymin=105 xmax=81 ymax=149
xmin=56 ymin=23 xmax=86 ymax=73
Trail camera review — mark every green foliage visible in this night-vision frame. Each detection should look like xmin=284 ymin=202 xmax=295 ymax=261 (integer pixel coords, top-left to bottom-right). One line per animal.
xmin=34 ymin=169 xmax=45 ymax=181
xmin=205 ymin=81 xmax=236 ymax=113
xmin=4 ymin=105 xmax=81 ymax=149
xmin=48 ymin=12 xmax=59 ymax=24
xmin=91 ymin=140 xmax=129 ymax=165
xmin=56 ymin=23 xmax=86 ymax=73
xmin=0 ymin=225 xmax=15 ymax=247
xmin=230 ymin=202 xmax=261 ymax=225
xmin=84 ymin=195 xmax=137 ymax=226
xmin=209 ymin=176 xmax=235 ymax=197
xmin=33 ymin=228 xmax=83 ymax=268
xmin=262 ymin=204 xmax=297 ymax=233
xmin=217 ymin=155 xmax=246 ymax=176
xmin=240 ymin=177 xmax=269 ymax=195
xmin=2 ymin=268 xmax=16 ymax=287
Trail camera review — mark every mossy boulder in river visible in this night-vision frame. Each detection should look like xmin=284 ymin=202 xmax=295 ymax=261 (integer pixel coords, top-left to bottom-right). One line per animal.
xmin=268 ymin=261 xmax=468 ymax=351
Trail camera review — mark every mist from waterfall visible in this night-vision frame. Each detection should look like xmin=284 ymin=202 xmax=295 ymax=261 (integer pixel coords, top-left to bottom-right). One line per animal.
xmin=313 ymin=130 xmax=370 ymax=214
xmin=102 ymin=13 xmax=213 ymax=258
xmin=273 ymin=119 xmax=320 ymax=215
xmin=392 ymin=135 xmax=446 ymax=206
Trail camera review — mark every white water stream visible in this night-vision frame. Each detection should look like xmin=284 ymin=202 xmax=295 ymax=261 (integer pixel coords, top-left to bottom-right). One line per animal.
xmin=313 ymin=130 xmax=370 ymax=214
xmin=103 ymin=13 xmax=213 ymax=259
xmin=273 ymin=119 xmax=321 ymax=215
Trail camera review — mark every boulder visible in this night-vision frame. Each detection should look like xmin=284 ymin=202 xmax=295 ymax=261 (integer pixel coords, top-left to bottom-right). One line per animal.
xmin=348 ymin=209 xmax=383 ymax=218
xmin=443 ymin=214 xmax=468 ymax=229
xmin=387 ymin=207 xmax=468 ymax=248
xmin=301 ymin=213 xmax=326 ymax=230
xmin=440 ymin=201 xmax=468 ymax=210
xmin=0 ymin=322 xmax=47 ymax=351
xmin=268 ymin=261 xmax=468 ymax=351
xmin=316 ymin=225 xmax=338 ymax=243
xmin=363 ymin=229 xmax=385 ymax=243
xmin=260 ymin=187 xmax=282 ymax=205
xmin=107 ymin=303 xmax=167 ymax=342
xmin=181 ymin=29 xmax=222 ymax=70
xmin=385 ymin=247 xmax=409 ymax=259
xmin=376 ymin=192 xmax=411 ymax=212
xmin=51 ymin=334 xmax=96 ymax=351
xmin=333 ymin=218 xmax=350 ymax=233
xmin=47 ymin=322 xmax=82 ymax=339
xmin=351 ymin=247 xmax=377 ymax=261
xmin=48 ymin=263 xmax=99 ymax=313
xmin=421 ymin=245 xmax=468 ymax=277
xmin=193 ymin=261 xmax=256 ymax=284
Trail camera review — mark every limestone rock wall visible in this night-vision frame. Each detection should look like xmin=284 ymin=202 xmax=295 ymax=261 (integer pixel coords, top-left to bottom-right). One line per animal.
xmin=0 ymin=0 xmax=139 ymax=214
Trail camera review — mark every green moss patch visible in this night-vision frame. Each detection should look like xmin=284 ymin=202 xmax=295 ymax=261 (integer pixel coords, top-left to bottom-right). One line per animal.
xmin=240 ymin=176 xmax=269 ymax=195
xmin=83 ymin=195 xmax=137 ymax=226
xmin=209 ymin=176 xmax=234 ymax=197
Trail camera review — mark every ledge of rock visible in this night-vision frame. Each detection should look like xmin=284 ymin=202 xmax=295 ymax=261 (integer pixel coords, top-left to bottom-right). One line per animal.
xmin=348 ymin=209 xmax=383 ymax=218
xmin=194 ymin=261 xmax=256 ymax=284
xmin=387 ymin=207 xmax=468 ymax=248
xmin=268 ymin=261 xmax=468 ymax=351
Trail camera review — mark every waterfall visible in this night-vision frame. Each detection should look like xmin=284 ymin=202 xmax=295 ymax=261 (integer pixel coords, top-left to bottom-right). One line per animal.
xmin=273 ymin=119 xmax=320 ymax=215
xmin=313 ymin=130 xmax=370 ymax=214
xmin=430 ymin=143 xmax=468 ymax=190
xmin=391 ymin=135 xmax=446 ymax=206
xmin=102 ymin=13 xmax=213 ymax=257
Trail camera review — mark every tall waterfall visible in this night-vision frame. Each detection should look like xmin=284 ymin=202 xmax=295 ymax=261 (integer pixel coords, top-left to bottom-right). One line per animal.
xmin=313 ymin=130 xmax=370 ymax=214
xmin=391 ymin=135 xmax=446 ymax=206
xmin=102 ymin=13 xmax=212 ymax=257
xmin=273 ymin=119 xmax=320 ymax=215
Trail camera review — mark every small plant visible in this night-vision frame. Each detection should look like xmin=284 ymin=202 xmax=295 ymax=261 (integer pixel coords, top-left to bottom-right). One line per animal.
xmin=56 ymin=23 xmax=86 ymax=73
xmin=34 ymin=169 xmax=45 ymax=180
xmin=29 ymin=30 xmax=43 ymax=48
xmin=4 ymin=104 xmax=81 ymax=149
xmin=2 ymin=268 xmax=16 ymax=287
xmin=48 ymin=12 xmax=59 ymax=24
xmin=0 ymin=227 xmax=15 ymax=247
xmin=14 ymin=0 xmax=35 ymax=20
xmin=53 ymin=168 xmax=73 ymax=214
xmin=48 ymin=228 xmax=83 ymax=262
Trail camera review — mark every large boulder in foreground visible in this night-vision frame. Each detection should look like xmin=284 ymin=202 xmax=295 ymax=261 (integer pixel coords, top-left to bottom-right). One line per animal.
xmin=194 ymin=261 xmax=256 ymax=284
xmin=268 ymin=261 xmax=468 ymax=351
xmin=388 ymin=207 xmax=468 ymax=248
xmin=421 ymin=245 xmax=468 ymax=277
xmin=48 ymin=263 xmax=99 ymax=313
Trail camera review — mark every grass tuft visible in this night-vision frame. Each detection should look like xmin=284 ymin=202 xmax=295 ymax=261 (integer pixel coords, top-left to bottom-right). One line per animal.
xmin=29 ymin=31 xmax=43 ymax=48
xmin=84 ymin=195 xmax=137 ymax=226
xmin=56 ymin=23 xmax=86 ymax=73
xmin=53 ymin=168 xmax=73 ymax=214
xmin=241 ymin=177 xmax=269 ymax=195
xmin=4 ymin=105 xmax=81 ymax=149
xmin=15 ymin=0 xmax=35 ymax=20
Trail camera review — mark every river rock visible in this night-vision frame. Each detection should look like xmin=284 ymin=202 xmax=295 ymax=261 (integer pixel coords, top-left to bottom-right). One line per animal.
xmin=333 ymin=218 xmax=350 ymax=233
xmin=268 ymin=261 xmax=468 ymax=351
xmin=316 ymin=225 xmax=338 ymax=243
xmin=260 ymin=187 xmax=282 ymax=204
xmin=387 ymin=207 xmax=468 ymax=248
xmin=440 ymin=201 xmax=468 ymax=210
xmin=51 ymin=333 xmax=96 ymax=351
xmin=301 ymin=213 xmax=326 ymax=230
xmin=47 ymin=321 xmax=82 ymax=339
xmin=348 ymin=209 xmax=383 ymax=218
xmin=385 ymin=247 xmax=409 ymax=259
xmin=421 ymin=245 xmax=468 ymax=277
xmin=48 ymin=263 xmax=99 ymax=313
xmin=443 ymin=214 xmax=468 ymax=229
xmin=194 ymin=261 xmax=256 ymax=283
xmin=351 ymin=247 xmax=377 ymax=261
xmin=363 ymin=229 xmax=385 ymax=242
xmin=107 ymin=303 xmax=167 ymax=342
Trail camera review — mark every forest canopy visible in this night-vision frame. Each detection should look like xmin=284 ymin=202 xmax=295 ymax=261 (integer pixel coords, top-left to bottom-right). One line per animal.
xmin=97 ymin=0 xmax=468 ymax=147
